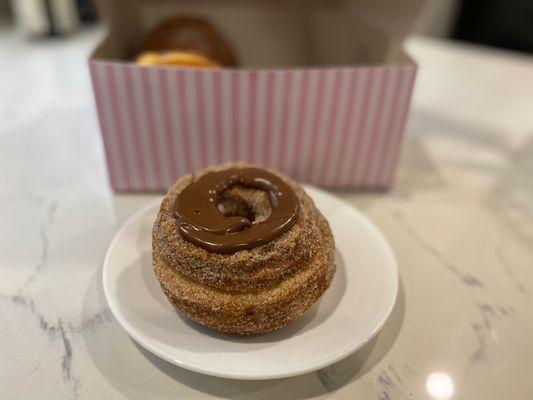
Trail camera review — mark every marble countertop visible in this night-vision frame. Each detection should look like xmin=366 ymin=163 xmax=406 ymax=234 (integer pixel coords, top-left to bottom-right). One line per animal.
xmin=1 ymin=28 xmax=533 ymax=399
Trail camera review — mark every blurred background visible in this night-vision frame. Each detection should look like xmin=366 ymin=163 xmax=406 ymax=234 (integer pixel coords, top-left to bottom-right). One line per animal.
xmin=1 ymin=0 xmax=533 ymax=54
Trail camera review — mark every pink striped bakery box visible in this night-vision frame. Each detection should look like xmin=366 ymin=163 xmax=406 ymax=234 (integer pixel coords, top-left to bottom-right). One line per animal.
xmin=90 ymin=0 xmax=420 ymax=191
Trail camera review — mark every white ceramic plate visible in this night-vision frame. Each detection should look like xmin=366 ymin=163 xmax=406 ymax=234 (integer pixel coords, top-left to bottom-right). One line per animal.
xmin=103 ymin=186 xmax=398 ymax=380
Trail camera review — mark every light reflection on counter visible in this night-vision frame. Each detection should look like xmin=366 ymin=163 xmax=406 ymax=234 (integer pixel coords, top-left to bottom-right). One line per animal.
xmin=426 ymin=372 xmax=454 ymax=400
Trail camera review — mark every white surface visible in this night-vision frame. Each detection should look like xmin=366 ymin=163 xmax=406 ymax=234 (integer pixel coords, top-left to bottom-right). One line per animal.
xmin=1 ymin=28 xmax=533 ymax=399
xmin=103 ymin=187 xmax=398 ymax=379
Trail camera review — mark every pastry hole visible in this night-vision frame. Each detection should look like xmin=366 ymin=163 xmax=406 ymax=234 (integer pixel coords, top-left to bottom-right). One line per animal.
xmin=217 ymin=197 xmax=256 ymax=222
xmin=217 ymin=185 xmax=273 ymax=223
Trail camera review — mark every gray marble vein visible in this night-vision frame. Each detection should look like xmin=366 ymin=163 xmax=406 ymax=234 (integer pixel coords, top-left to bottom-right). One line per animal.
xmin=1 ymin=291 xmax=109 ymax=399
xmin=68 ymin=309 xmax=113 ymax=333
xmin=376 ymin=369 xmax=400 ymax=400
xmin=390 ymin=211 xmax=483 ymax=287
xmin=19 ymin=201 xmax=58 ymax=290
xmin=470 ymin=323 xmax=488 ymax=362
xmin=495 ymin=231 xmax=529 ymax=295
xmin=387 ymin=366 xmax=402 ymax=383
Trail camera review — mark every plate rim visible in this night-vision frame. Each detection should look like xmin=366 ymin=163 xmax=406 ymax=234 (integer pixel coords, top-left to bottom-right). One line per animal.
xmin=102 ymin=185 xmax=398 ymax=380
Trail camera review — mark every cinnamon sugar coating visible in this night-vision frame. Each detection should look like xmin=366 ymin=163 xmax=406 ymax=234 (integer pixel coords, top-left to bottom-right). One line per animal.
xmin=152 ymin=163 xmax=335 ymax=334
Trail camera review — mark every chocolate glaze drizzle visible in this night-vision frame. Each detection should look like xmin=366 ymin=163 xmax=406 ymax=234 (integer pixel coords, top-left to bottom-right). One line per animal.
xmin=174 ymin=168 xmax=299 ymax=253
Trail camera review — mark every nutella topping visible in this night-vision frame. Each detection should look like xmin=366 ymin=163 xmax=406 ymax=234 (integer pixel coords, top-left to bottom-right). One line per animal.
xmin=173 ymin=168 xmax=299 ymax=253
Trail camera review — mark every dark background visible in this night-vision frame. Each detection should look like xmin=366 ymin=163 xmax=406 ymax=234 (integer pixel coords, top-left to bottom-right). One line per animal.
xmin=454 ymin=0 xmax=533 ymax=53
